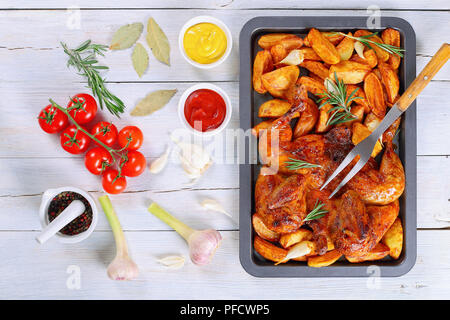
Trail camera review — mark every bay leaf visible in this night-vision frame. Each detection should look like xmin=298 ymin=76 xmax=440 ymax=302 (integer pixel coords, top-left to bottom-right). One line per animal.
xmin=131 ymin=89 xmax=177 ymax=116
xmin=146 ymin=17 xmax=170 ymax=65
xmin=110 ymin=22 xmax=143 ymax=50
xmin=131 ymin=43 xmax=149 ymax=77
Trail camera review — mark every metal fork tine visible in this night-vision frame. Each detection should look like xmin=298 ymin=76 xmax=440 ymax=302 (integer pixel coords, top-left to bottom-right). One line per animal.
xmin=319 ymin=151 xmax=358 ymax=191
xmin=328 ymin=156 xmax=367 ymax=199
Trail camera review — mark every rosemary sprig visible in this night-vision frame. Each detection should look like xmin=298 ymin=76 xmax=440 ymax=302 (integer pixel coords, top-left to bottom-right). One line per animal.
xmin=285 ymin=157 xmax=322 ymax=170
xmin=337 ymin=32 xmax=404 ymax=57
xmin=317 ymin=72 xmax=361 ymax=126
xmin=61 ymin=40 xmax=125 ymax=117
xmin=303 ymin=200 xmax=328 ymax=222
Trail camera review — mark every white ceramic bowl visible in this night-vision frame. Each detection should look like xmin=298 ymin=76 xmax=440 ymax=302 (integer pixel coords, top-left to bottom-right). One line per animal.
xmin=178 ymin=83 xmax=232 ymax=137
xmin=178 ymin=16 xmax=232 ymax=69
xmin=39 ymin=187 xmax=98 ymax=243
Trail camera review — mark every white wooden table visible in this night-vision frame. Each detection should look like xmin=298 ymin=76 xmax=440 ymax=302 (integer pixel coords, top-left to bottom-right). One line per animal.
xmin=0 ymin=1 xmax=449 ymax=299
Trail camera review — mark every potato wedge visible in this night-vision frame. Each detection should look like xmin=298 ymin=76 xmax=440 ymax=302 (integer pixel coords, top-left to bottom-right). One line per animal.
xmin=301 ymin=60 xmax=330 ymax=80
xmin=308 ymin=28 xmax=341 ymax=65
xmin=297 ymin=76 xmax=326 ymax=96
xmin=381 ymin=28 xmax=401 ymax=70
xmin=270 ymin=44 xmax=288 ymax=64
xmin=322 ymin=32 xmax=345 ymax=45
xmin=346 ymin=84 xmax=371 ymax=113
xmin=378 ymin=61 xmax=400 ymax=104
xmin=258 ymin=33 xmax=297 ymax=49
xmin=294 ymin=98 xmax=319 ymax=138
xmin=316 ymin=103 xmax=332 ymax=133
xmin=364 ymin=112 xmax=382 ymax=132
xmin=329 ymin=61 xmax=371 ymax=84
xmin=299 ymin=47 xmax=322 ymax=60
xmin=252 ymin=214 xmax=280 ymax=242
xmin=261 ymin=65 xmax=300 ymax=97
xmin=346 ymin=243 xmax=390 ymax=263
xmin=254 ymin=235 xmax=287 ymax=263
xmin=336 ymin=32 xmax=355 ymax=60
xmin=258 ymin=99 xmax=293 ymax=118
xmin=354 ymin=30 xmax=389 ymax=62
xmin=350 ymin=49 xmax=378 ymax=69
xmin=252 ymin=50 xmax=274 ymax=94
xmin=352 ymin=122 xmax=383 ymax=157
xmin=279 ymin=229 xmax=313 ymax=248
xmin=382 ymin=217 xmax=403 ymax=259
xmin=307 ymin=250 xmax=342 ymax=268
xmin=278 ymin=36 xmax=304 ymax=50
xmin=364 ymin=72 xmax=387 ymax=118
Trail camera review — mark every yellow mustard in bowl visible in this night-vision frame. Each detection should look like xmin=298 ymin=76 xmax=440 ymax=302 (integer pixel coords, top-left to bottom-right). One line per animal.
xmin=183 ymin=23 xmax=227 ymax=64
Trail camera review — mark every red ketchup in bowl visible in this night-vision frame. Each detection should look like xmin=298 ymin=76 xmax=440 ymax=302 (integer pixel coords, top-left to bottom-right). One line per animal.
xmin=184 ymin=89 xmax=226 ymax=132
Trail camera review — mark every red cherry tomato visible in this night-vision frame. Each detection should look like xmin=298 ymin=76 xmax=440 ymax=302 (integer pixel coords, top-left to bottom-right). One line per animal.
xmin=120 ymin=150 xmax=147 ymax=177
xmin=60 ymin=125 xmax=91 ymax=154
xmin=102 ymin=169 xmax=127 ymax=194
xmin=91 ymin=122 xmax=118 ymax=147
xmin=38 ymin=104 xmax=68 ymax=134
xmin=84 ymin=147 xmax=113 ymax=175
xmin=118 ymin=126 xmax=143 ymax=150
xmin=67 ymin=93 xmax=98 ymax=124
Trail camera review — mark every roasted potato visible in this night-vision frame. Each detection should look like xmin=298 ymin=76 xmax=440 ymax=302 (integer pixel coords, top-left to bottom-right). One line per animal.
xmin=346 ymin=84 xmax=371 ymax=113
xmin=350 ymin=49 xmax=378 ymax=69
xmin=381 ymin=28 xmax=401 ymax=70
xmin=316 ymin=103 xmax=332 ymax=133
xmin=329 ymin=61 xmax=371 ymax=84
xmin=346 ymin=243 xmax=390 ymax=263
xmin=279 ymin=229 xmax=313 ymax=248
xmin=297 ymin=76 xmax=326 ymax=96
xmin=336 ymin=32 xmax=355 ymax=60
xmin=322 ymin=32 xmax=345 ymax=45
xmin=254 ymin=235 xmax=287 ymax=263
xmin=382 ymin=217 xmax=403 ymax=259
xmin=354 ymin=30 xmax=389 ymax=62
xmin=258 ymin=33 xmax=297 ymax=49
xmin=258 ymin=99 xmax=293 ymax=118
xmin=252 ymin=50 xmax=274 ymax=94
xmin=364 ymin=72 xmax=387 ymax=118
xmin=307 ymin=250 xmax=342 ymax=268
xmin=378 ymin=61 xmax=400 ymax=105
xmin=252 ymin=214 xmax=280 ymax=242
xmin=352 ymin=122 xmax=383 ymax=157
xmin=299 ymin=47 xmax=322 ymax=60
xmin=294 ymin=98 xmax=319 ymax=138
xmin=261 ymin=65 xmax=300 ymax=97
xmin=301 ymin=60 xmax=330 ymax=80
xmin=270 ymin=44 xmax=288 ymax=64
xmin=308 ymin=28 xmax=341 ymax=65
xmin=278 ymin=36 xmax=304 ymax=50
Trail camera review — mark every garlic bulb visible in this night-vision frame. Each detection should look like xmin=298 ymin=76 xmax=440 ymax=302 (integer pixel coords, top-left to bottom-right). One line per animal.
xmin=201 ymin=198 xmax=232 ymax=218
xmin=157 ymin=255 xmax=185 ymax=269
xmin=354 ymin=41 xmax=366 ymax=59
xmin=107 ymin=254 xmax=139 ymax=280
xmin=149 ymin=145 xmax=171 ymax=174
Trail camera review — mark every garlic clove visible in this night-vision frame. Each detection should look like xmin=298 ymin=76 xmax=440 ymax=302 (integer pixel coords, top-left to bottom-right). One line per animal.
xmin=278 ymin=49 xmax=304 ymax=66
xmin=149 ymin=145 xmax=171 ymax=174
xmin=324 ymin=77 xmax=338 ymax=95
xmin=275 ymin=241 xmax=312 ymax=265
xmin=354 ymin=41 xmax=366 ymax=59
xmin=201 ymin=199 xmax=232 ymax=218
xmin=157 ymin=255 xmax=185 ymax=269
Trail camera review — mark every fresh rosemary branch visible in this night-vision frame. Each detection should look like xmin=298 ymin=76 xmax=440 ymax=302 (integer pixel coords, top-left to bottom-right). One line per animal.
xmin=337 ymin=32 xmax=405 ymax=57
xmin=317 ymin=72 xmax=361 ymax=126
xmin=303 ymin=200 xmax=328 ymax=222
xmin=285 ymin=157 xmax=322 ymax=171
xmin=61 ymin=40 xmax=125 ymax=117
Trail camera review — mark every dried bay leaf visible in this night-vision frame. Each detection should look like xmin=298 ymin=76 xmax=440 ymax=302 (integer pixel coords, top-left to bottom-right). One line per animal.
xmin=131 ymin=43 xmax=149 ymax=77
xmin=110 ymin=22 xmax=143 ymax=50
xmin=146 ymin=17 xmax=170 ymax=65
xmin=130 ymin=89 xmax=177 ymax=116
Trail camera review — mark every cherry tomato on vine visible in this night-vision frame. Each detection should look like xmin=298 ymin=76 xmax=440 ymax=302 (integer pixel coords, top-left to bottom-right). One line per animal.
xmin=84 ymin=147 xmax=113 ymax=175
xmin=67 ymin=93 xmax=98 ymax=124
xmin=118 ymin=126 xmax=143 ymax=151
xmin=120 ymin=150 xmax=147 ymax=177
xmin=60 ymin=125 xmax=91 ymax=154
xmin=102 ymin=169 xmax=127 ymax=194
xmin=38 ymin=104 xmax=68 ymax=134
xmin=91 ymin=122 xmax=118 ymax=147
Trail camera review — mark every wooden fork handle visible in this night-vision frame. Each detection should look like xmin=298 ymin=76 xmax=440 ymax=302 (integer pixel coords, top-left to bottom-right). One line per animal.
xmin=397 ymin=43 xmax=450 ymax=111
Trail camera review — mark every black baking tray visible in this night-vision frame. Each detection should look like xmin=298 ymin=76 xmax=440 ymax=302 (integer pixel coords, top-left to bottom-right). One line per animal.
xmin=239 ymin=16 xmax=417 ymax=277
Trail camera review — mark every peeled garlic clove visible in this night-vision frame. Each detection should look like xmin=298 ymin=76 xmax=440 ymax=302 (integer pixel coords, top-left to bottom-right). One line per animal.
xmin=324 ymin=77 xmax=338 ymax=95
xmin=201 ymin=199 xmax=232 ymax=218
xmin=275 ymin=241 xmax=312 ymax=265
xmin=354 ymin=41 xmax=365 ymax=59
xmin=149 ymin=146 xmax=171 ymax=174
xmin=279 ymin=49 xmax=304 ymax=66
xmin=157 ymin=255 xmax=185 ymax=269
